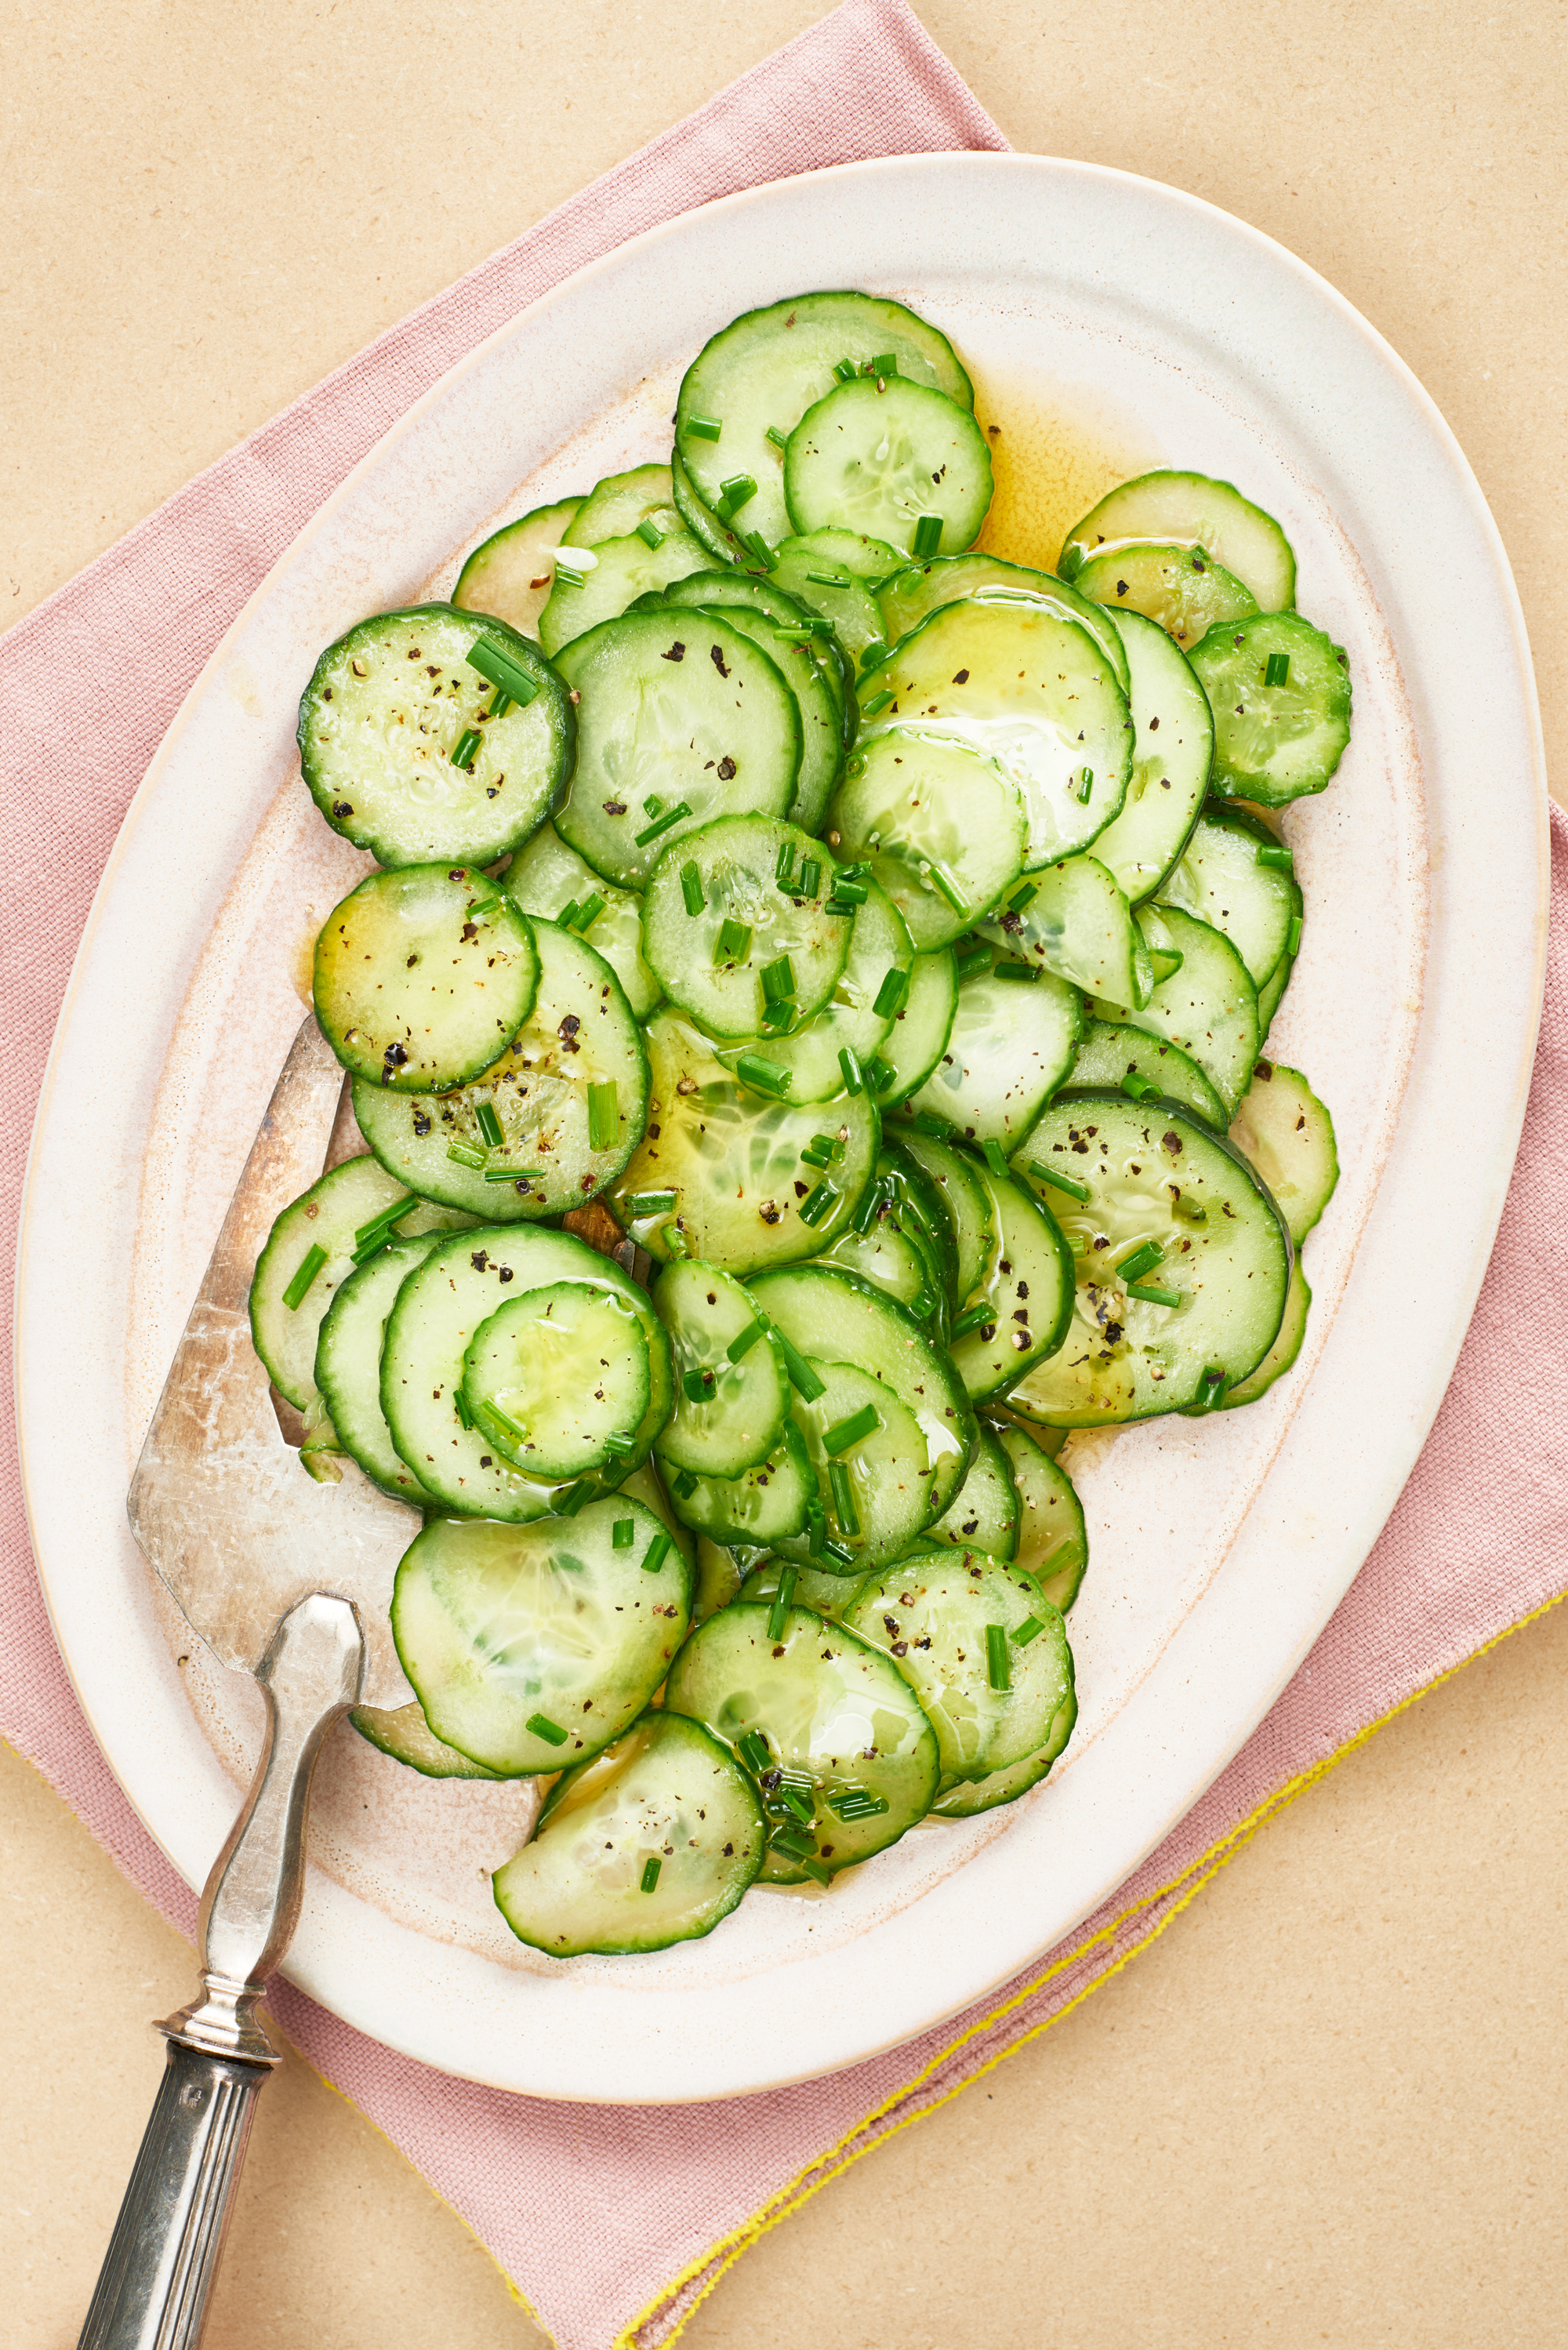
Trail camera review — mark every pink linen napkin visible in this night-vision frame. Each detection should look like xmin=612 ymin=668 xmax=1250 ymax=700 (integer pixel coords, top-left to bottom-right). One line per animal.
xmin=2 ymin=5 xmax=1559 ymax=2346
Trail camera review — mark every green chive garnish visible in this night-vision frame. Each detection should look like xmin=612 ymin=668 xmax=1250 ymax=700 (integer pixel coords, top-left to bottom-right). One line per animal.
xmin=717 ymin=474 xmax=757 ymax=518
xmin=860 ymin=688 xmax=893 ymax=717
xmin=481 ymin=1167 xmax=534 ymax=1189
xmin=447 ymin=1141 xmax=487 ymax=1170
xmin=1029 ymin=1160 xmax=1091 ymax=1202
xmin=1012 ymin=1615 xmax=1045 ymax=1648
xmin=811 ymin=1131 xmax=844 ymax=1162
xmin=823 ymin=896 xmax=857 ymax=918
xmin=568 ymin=892 xmax=604 ymax=935
xmin=352 ymin=1199 xmax=413 ymax=1255
xmin=626 ymin=1189 xmax=677 ymax=1217
xmin=926 ymin=863 xmax=968 ymax=917
xmin=1121 ymin=1071 xmax=1157 ymax=1102
xmin=451 ymin=728 xmax=481 ymax=771
xmin=1288 ymin=913 xmax=1303 ymax=956
xmin=686 ymin=415 xmax=722 ymax=441
xmin=830 ymin=1788 xmax=889 ymax=1822
xmin=798 ymin=1182 xmax=836 ymax=1226
xmin=798 ymin=856 xmax=821 ymax=898
xmin=735 ymin=1052 xmax=793 ymax=1099
xmin=1127 ymin=1280 xmax=1183 ymax=1308
xmin=557 ymin=899 xmax=581 ymax=932
xmin=478 ymin=1399 xmax=528 ymax=1445
xmin=799 ymin=1143 xmax=833 ymax=1171
xmin=641 ymin=1532 xmax=673 ymax=1574
xmin=993 ymin=961 xmax=1040 ymax=982
xmin=859 ymin=641 xmax=888 ymax=670
xmin=775 ymin=841 xmax=796 ymax=888
xmin=866 ymin=1055 xmax=895 ymax=1093
xmin=526 ymin=1713 xmax=568 ymax=1746
xmin=985 ymin=1624 xmax=1011 ymax=1692
xmin=681 ymin=862 xmax=706 ymax=917
xmin=683 ymin=1367 xmax=717 ymax=1404
xmin=635 ymin=518 xmax=665 ymax=550
xmin=912 ymin=514 xmax=943 ymax=559
xmin=1007 ymin=881 xmax=1039 ymax=913
xmin=1076 ymin=765 xmax=1094 ymax=804
xmin=1193 ymin=1364 xmax=1228 ymax=1413
xmin=713 ymin=917 xmax=752 ymax=966
xmin=760 ymin=955 xmax=796 ymax=1004
xmin=727 ymin=1317 xmax=766 ymax=1363
xmin=634 ymin=802 xmax=690 ymax=846
xmin=828 ymin=1459 xmax=860 ymax=1535
xmin=644 ymin=794 xmax=663 ymax=818
xmin=488 ymin=693 xmax=513 ymax=719
xmin=1257 ymin=843 xmax=1294 ymax=870
xmin=556 ymin=1480 xmax=593 ymax=1516
xmin=909 ymin=1110 xmax=953 ymax=1139
xmin=474 ymin=1099 xmax=505 ymax=1149
xmin=954 ymin=945 xmax=991 ymax=982
xmin=838 ymin=1046 xmax=863 ymax=1095
xmin=737 ymin=1729 xmax=771 ymax=1775
xmin=666 ymin=1225 xmax=691 ymax=1258
xmin=282 ymin=1244 xmax=327 ymax=1313
xmin=587 ymin=1081 xmax=619 ymax=1152
xmin=1118 ymin=1239 xmax=1165 ymax=1285
xmin=981 ymin=1139 xmax=1009 ymax=1179
xmin=951 ymin=1302 xmax=996 ymax=1340
xmin=766 ymin=425 xmax=789 ymax=451
xmin=829 ymin=874 xmax=869 ymax=905
xmin=851 ymin=1178 xmax=884 ymax=1234
xmin=739 ymin=531 xmax=777 ymax=570
xmin=759 ymin=1001 xmax=793 ymax=1036
xmin=602 ymin=1433 xmax=636 ymax=1460
xmin=824 ymin=1402 xmax=879 ymax=1455
xmin=1264 ymin=651 xmax=1291 ymax=688
xmin=466 ymin=638 xmax=541 ymax=706
xmin=808 ymin=569 xmax=849 ymax=588
xmin=872 ymin=968 xmax=909 ymax=1019
xmin=612 ymin=1518 xmax=635 ymax=1549
xmin=832 ymin=357 xmax=858 ymax=383
xmin=770 ymin=1826 xmax=818 ymax=1861
xmin=670 ymin=1467 xmax=698 ymax=1499
xmin=640 ymin=1857 xmax=662 ymax=1892
xmin=870 ymin=352 xmax=897 ymax=376
xmin=767 ymin=1567 xmax=797 ymax=1641
xmin=774 ymin=1332 xmax=826 ymax=1402
xmin=553 ymin=560 xmax=586 ymax=590
xmin=452 ymin=1386 xmax=473 ymax=1430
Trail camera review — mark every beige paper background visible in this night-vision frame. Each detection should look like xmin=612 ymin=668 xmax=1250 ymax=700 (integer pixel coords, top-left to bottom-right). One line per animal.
xmin=5 ymin=4 xmax=1566 ymax=2342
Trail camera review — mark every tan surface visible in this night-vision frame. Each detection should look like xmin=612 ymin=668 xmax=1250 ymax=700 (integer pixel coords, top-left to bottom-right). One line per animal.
xmin=4 ymin=2 xmax=1564 ymax=2343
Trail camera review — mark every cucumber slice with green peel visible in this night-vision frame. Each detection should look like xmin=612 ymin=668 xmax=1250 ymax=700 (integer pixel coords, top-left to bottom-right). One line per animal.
xmin=461 ymin=1281 xmax=652 ymax=1480
xmin=298 ymin=605 xmax=575 ymax=869
xmin=1092 ymin=903 xmax=1259 ymax=1117
xmin=1059 ymin=471 xmax=1297 ymax=613
xmin=1256 ymin=945 xmax=1294 ymax=1041
xmin=1157 ymin=808 xmax=1301 ymax=990
xmin=1073 ymin=544 xmax=1259 ymax=648
xmin=611 ymin=1012 xmax=880 ymax=1276
xmin=663 ymin=1602 xmax=942 ymax=1882
xmin=381 ymin=1224 xmax=671 ymax=1522
xmin=874 ymin=554 xmax=1130 ymax=693
xmin=676 ymin=289 xmax=974 ymax=555
xmin=862 ymin=601 xmax=1134 ymax=868
xmin=738 ymin=1560 xmax=869 ymax=1616
xmin=493 ymin=1710 xmax=765 ymax=1956
xmin=391 ymin=1498 xmax=692 ymax=1775
xmin=452 ymin=498 xmax=586 ymax=640
xmin=314 ymin=863 xmax=540 ymax=1094
xmin=1068 ymin=1019 xmax=1228 ymax=1128
xmin=769 ymin=537 xmax=887 ymax=663
xmin=670 ymin=448 xmax=746 ymax=567
xmin=929 ymin=1679 xmax=1079 ymax=1818
xmin=652 ymin=1259 xmax=790 ymax=1479
xmin=979 ymin=854 xmax=1152 ymax=1012
xmin=827 ymin=732 xmax=1028 ymax=951
xmin=844 ymin=1553 xmax=1073 ymax=1784
xmin=1228 ymin=1061 xmax=1339 ymax=1245
xmin=783 ymin=376 xmax=993 ymax=556
xmin=818 ymin=1176 xmax=945 ymax=1331
xmin=946 ymin=1164 xmax=1074 ymax=1405
xmin=1190 ymin=612 xmax=1352 ymax=807
xmin=314 ymin=1231 xmax=445 ymax=1502
xmin=642 ymin=812 xmax=854 ymax=1040
xmin=782 ymin=1358 xmax=935 ymax=1568
xmin=994 ymin=1422 xmax=1087 ymax=1612
xmin=554 ymin=611 xmax=800 ymax=888
xmin=779 ymin=526 xmax=902 ymax=584
xmin=563 ymin=464 xmax=679 ymax=549
xmin=537 ymin=526 xmax=710 ymax=656
xmin=904 ymin=952 xmax=1082 ymax=1147
xmin=350 ymin=921 xmax=648 ymax=1220
xmin=1006 ymin=1091 xmax=1293 ymax=1426
xmin=694 ymin=1535 xmax=749 ymax=1623
xmin=924 ymin=1420 xmax=1018 ymax=1557
xmin=866 ymin=946 xmax=956 ymax=1106
xmin=665 ymin=1418 xmax=816 ymax=1548
xmin=1221 ymin=1262 xmax=1311 ymax=1408
xmin=713 ymin=881 xmax=913 ymax=1106
xmin=350 ymin=1699 xmax=505 ymax=1779
xmin=891 ymin=1131 xmax=995 ymax=1306
xmin=662 ymin=574 xmax=844 ymax=831
xmin=1083 ymin=608 xmax=1214 ymax=905
xmin=748 ymin=1262 xmax=975 ymax=1524
xmin=503 ymin=820 xmax=659 ymax=1021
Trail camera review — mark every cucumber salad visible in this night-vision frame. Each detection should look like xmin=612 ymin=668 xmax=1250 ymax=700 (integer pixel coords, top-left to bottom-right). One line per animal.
xmin=252 ymin=288 xmax=1347 ymax=1959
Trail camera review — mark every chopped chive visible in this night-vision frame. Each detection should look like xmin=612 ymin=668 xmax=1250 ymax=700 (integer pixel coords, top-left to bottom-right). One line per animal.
xmin=1192 ymin=1364 xmax=1229 ymax=1413
xmin=1150 ymin=947 xmax=1184 ymax=982
xmin=1007 ymin=881 xmax=1039 ymax=913
xmin=682 ymin=1366 xmax=717 ymax=1404
xmin=488 ymin=694 xmax=513 ymax=719
xmin=1029 ymin=1160 xmax=1091 ymax=1202
xmin=765 ymin=425 xmax=789 ymax=451
xmin=912 ymin=514 xmax=943 ymax=560
xmin=860 ymin=641 xmax=888 ymax=670
xmin=735 ymin=1052 xmax=793 ymax=1099
xmin=643 ymin=794 xmax=663 ymax=819
xmin=482 ymin=1167 xmax=538 ymax=1184
xmin=925 ymin=862 xmax=968 ymax=917
xmin=640 ymin=1856 xmax=662 ymax=1893
xmin=717 ymin=473 xmax=758 ymax=518
xmin=985 ymin=1623 xmax=1011 ymax=1691
xmin=761 ymin=954 xmax=797 ymax=1004
xmin=1118 ymin=1239 xmax=1165 ymax=1285
xmin=767 ymin=1567 xmax=797 ymax=1641
xmin=740 ymin=531 xmax=777 ymax=569
xmin=829 ymin=874 xmax=869 ymax=905
xmin=828 ymin=1459 xmax=861 ymax=1535
xmin=804 ymin=1505 xmax=826 ymax=1557
xmin=670 ymin=1467 xmax=698 ymax=1499
xmin=666 ymin=1224 xmax=691 ymax=1258
xmin=759 ymin=1001 xmax=794 ymax=1036
xmin=823 ymin=897 xmax=858 ymax=918
xmin=451 ymin=728 xmax=482 ymax=771
xmin=833 ymin=356 xmax=858 ymax=383
xmin=557 ymin=898 xmax=581 ymax=932
xmin=820 ymin=1538 xmax=858 ymax=1568
xmin=634 ymin=801 xmax=691 ymax=846
xmin=799 ymin=1857 xmax=833 ymax=1886
xmin=909 ymin=1110 xmax=954 ymax=1139
xmin=447 ymin=1141 xmax=487 ymax=1170
xmin=798 ymin=1182 xmax=837 ymax=1227
xmin=872 ymin=968 xmax=909 ymax=1019
xmin=981 ymin=1138 xmax=1009 ymax=1179
xmin=811 ymin=1131 xmax=845 ymax=1161
xmin=626 ymin=1189 xmax=677 ymax=1217
xmin=824 ymin=1402 xmax=879 ymax=1455
xmin=954 ymin=945 xmax=992 ymax=982
xmin=1257 ymin=843 xmax=1294 ymax=870
xmin=713 ymin=916 xmax=752 ymax=965
xmin=993 ymin=960 xmax=1040 ymax=982
xmin=634 ymin=517 xmax=665 ymax=550
xmin=680 ymin=861 xmax=706 ymax=916
xmin=641 ymin=1532 xmax=673 ymax=1574
xmin=474 ymin=1099 xmax=505 ymax=1149
xmin=951 ymin=1302 xmax=996 ymax=1341
xmin=775 ymin=841 xmax=796 ymax=888
xmin=686 ymin=414 xmax=722 ymax=441
xmin=737 ymin=1730 xmax=771 ymax=1775
xmin=799 ymin=856 xmax=821 ymax=898
xmin=1127 ymin=1280 xmax=1183 ymax=1308
xmin=555 ymin=1480 xmax=593 ymax=1516
xmin=1012 ymin=1614 xmax=1045 ymax=1648
xmin=1121 ymin=1071 xmax=1158 ymax=1102
xmin=477 ymin=1399 xmax=529 ymax=1445
xmin=282 ymin=1244 xmax=328 ymax=1313
xmin=830 ymin=1789 xmax=889 ymax=1822
xmin=1288 ymin=913 xmax=1303 ymax=957
xmin=612 ymin=1517 xmax=635 ymax=1549
xmin=464 ymin=894 xmax=502 ymax=921
xmin=770 ymin=1826 xmax=818 ymax=1861
xmin=352 ymin=1199 xmax=414 ymax=1251
xmin=866 ymin=1055 xmax=895 ymax=1093
xmin=727 ymin=1317 xmax=766 ymax=1363
xmin=587 ymin=1081 xmax=619 ymax=1151
xmin=452 ymin=1386 xmax=472 ymax=1431
xmin=774 ymin=1331 xmax=826 ymax=1402
xmin=553 ymin=561 xmax=587 ymax=591
xmin=1264 ymin=651 xmax=1291 ymax=688
xmin=1076 ymin=765 xmax=1094 ymax=805
xmin=773 ymin=1781 xmax=815 ymax=1825
xmin=466 ymin=637 xmax=542 ymax=706
xmin=526 ymin=1713 xmax=568 ymax=1745
xmin=851 ymin=1178 xmax=884 ymax=1235
xmin=799 ymin=1143 xmax=833 ymax=1171
xmin=568 ymin=892 xmax=605 ymax=935
xmin=870 ymin=352 xmax=898 ymax=376
xmin=838 ymin=1046 xmax=864 ymax=1095
xmin=808 ymin=569 xmax=849 ymax=588
xmin=860 ymin=688 xmax=893 ymax=717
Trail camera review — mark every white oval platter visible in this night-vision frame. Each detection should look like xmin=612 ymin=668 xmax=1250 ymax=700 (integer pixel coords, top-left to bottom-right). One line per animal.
xmin=16 ymin=153 xmax=1546 ymax=2103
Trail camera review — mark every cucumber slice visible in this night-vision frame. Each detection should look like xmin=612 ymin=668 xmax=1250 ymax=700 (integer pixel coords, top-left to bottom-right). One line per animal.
xmin=924 ymin=1420 xmax=1018 ymax=1556
xmin=1221 ymin=1261 xmax=1311 ymax=1407
xmin=819 ymin=1164 xmax=945 ymax=1329
xmin=1058 ymin=470 xmax=1297 ymax=613
xmin=314 ymin=1232 xmax=443 ymax=1503
xmin=1006 ymin=1091 xmax=1292 ymax=1425
xmin=1189 ymin=612 xmax=1353 ymax=806
xmin=611 ymin=1012 xmax=880 ymax=1276
xmin=1157 ymin=808 xmax=1300 ymax=989
xmin=452 ymin=498 xmax=585 ymax=640
xmin=891 ymin=1131 xmax=994 ymax=1305
xmin=874 ymin=554 xmax=1130 ymax=693
xmin=461 ymin=1281 xmax=652 ymax=1479
xmin=784 ymin=1359 xmax=935 ymax=1567
xmin=1227 ymin=1060 xmax=1339 ymax=1245
xmin=564 ymin=464 xmax=678 ymax=549
xmin=844 ymin=1553 xmax=1073 ymax=1783
xmin=928 ymin=1679 xmax=1078 ymax=1818
xmin=827 ymin=732 xmax=1027 ymax=950
xmin=350 ymin=1700 xmax=504 ymax=1779
xmin=904 ymin=951 xmax=1081 ymax=1146
xmin=662 ymin=574 xmax=844 ymax=832
xmin=298 ymin=605 xmax=574 ymax=869
xmin=538 ymin=525 xmax=710 ymax=656
xmin=350 ymin=920 xmax=648 ymax=1220
xmin=503 ymin=820 xmax=659 ymax=1022
xmin=868 ymin=946 xmax=956 ymax=1105
xmin=770 ymin=536 xmax=887 ymax=663
xmin=641 ymin=813 xmax=852 ymax=1039
xmin=713 ymin=879 xmax=913 ymax=1106
xmin=780 ymin=526 xmax=902 ymax=583
xmin=1093 ymin=903 xmax=1259 ymax=1117
xmin=382 ymin=1224 xmax=671 ymax=1521
xmin=676 ymin=289 xmax=974 ymax=554
xmin=314 ymin=863 xmax=539 ymax=1094
xmin=695 ymin=1535 xmax=749 ymax=1623
xmin=979 ymin=854 xmax=1151 ymax=1011
xmin=737 ymin=1560 xmax=869 ymax=1619
xmin=748 ymin=1262 xmax=975 ymax=1523
xmin=391 ymin=1497 xmax=692 ymax=1774
xmin=1068 ymin=1018 xmax=1228 ymax=1128
xmin=946 ymin=1165 xmax=1073 ymax=1405
xmin=1073 ymin=545 xmax=1258 ymax=648
xmin=862 ymin=601 xmax=1134 ymax=867
xmin=784 ymin=376 xmax=992 ymax=557
xmin=1083 ymin=608 xmax=1214 ymax=905
xmin=994 ymin=1422 xmax=1087 ymax=1612
xmin=652 ymin=1258 xmax=789 ymax=1479
xmin=1256 ymin=945 xmax=1294 ymax=1042
xmin=493 ymin=1711 xmax=764 ymax=1956
xmin=663 ymin=1602 xmax=942 ymax=1881
xmin=670 ymin=448 xmax=746 ymax=567
xmin=666 ymin=1418 xmax=816 ymax=1548
xmin=554 ymin=611 xmax=800 ymax=888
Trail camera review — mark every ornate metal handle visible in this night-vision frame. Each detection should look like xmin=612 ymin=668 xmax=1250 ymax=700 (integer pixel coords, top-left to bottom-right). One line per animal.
xmin=79 ymin=1593 xmax=364 ymax=2349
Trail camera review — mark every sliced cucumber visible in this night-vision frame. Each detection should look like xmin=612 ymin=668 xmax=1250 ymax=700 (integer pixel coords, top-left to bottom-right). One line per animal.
xmin=1221 ymin=1261 xmax=1311 ymax=1407
xmin=1068 ymin=1018 xmax=1228 ymax=1128
xmin=461 ymin=1281 xmax=651 ymax=1480
xmin=652 ymin=1258 xmax=789 ymax=1478
xmin=737 ymin=1560 xmax=869 ymax=1618
xmin=1228 ymin=1060 xmax=1339 ymax=1245
xmin=818 ymin=1160 xmax=945 ymax=1329
xmin=564 ymin=464 xmax=678 ymax=549
xmin=665 ymin=1417 xmax=816 ymax=1549
xmin=611 ymin=1012 xmax=880 ymax=1275
xmin=946 ymin=1164 xmax=1073 ymax=1406
xmin=1058 ymin=471 xmax=1297 ymax=612
xmin=350 ymin=1700 xmax=503 ymax=1779
xmin=786 ymin=1358 xmax=935 ymax=1567
xmin=784 ymin=376 xmax=992 ymax=556
xmin=928 ymin=1681 xmax=1078 ymax=1818
xmin=1190 ymin=612 xmax=1352 ymax=806
xmin=1085 ymin=608 xmax=1213 ymax=905
xmin=314 ymin=1231 xmax=443 ymax=1503
xmin=770 ymin=535 xmax=889 ymax=663
xmin=452 ymin=498 xmax=585 ymax=640
xmin=694 ymin=1535 xmax=749 ymax=1623
xmin=670 ymin=447 xmax=746 ymax=566
xmin=663 ymin=1602 xmax=942 ymax=1881
xmin=392 ymin=1497 xmax=691 ymax=1774
xmin=1256 ymin=944 xmax=1294 ymax=1042
xmin=298 ymin=605 xmax=574 ymax=869
xmin=905 ymin=952 xmax=1081 ymax=1146
xmin=493 ymin=1710 xmax=764 ymax=1956
xmin=994 ymin=1422 xmax=1087 ymax=1612
xmin=862 ymin=601 xmax=1134 ymax=867
xmin=925 ymin=1421 xmax=1018 ymax=1556
xmin=554 ymin=610 xmax=800 ymax=888
xmin=874 ymin=554 xmax=1129 ymax=692
xmin=662 ymin=573 xmax=844 ymax=832
xmin=350 ymin=920 xmax=648 ymax=1219
xmin=1074 ymin=545 xmax=1259 ymax=648
xmin=781 ymin=525 xmax=902 ymax=583
xmin=1006 ymin=1091 xmax=1292 ymax=1425
xmin=314 ymin=864 xmax=539 ymax=1094
xmin=538 ymin=525 xmax=709 ymax=656
xmin=714 ymin=879 xmax=913 ymax=1105
xmin=979 ymin=854 xmax=1150 ymax=1012
xmin=827 ymin=732 xmax=1027 ymax=950
xmin=641 ymin=812 xmax=852 ymax=1040
xmin=1094 ymin=903 xmax=1259 ymax=1117
xmin=503 ymin=820 xmax=659 ymax=1022
xmin=868 ymin=946 xmax=956 ymax=1106
xmin=891 ymin=1131 xmax=994 ymax=1305
xmin=1157 ymin=808 xmax=1300 ymax=990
